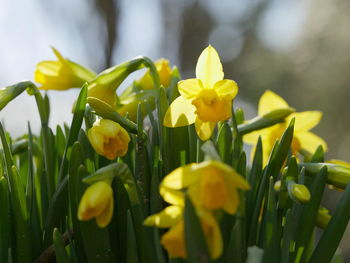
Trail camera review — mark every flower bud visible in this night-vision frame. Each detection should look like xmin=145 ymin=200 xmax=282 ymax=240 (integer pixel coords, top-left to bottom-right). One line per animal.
xmin=300 ymin=162 xmax=350 ymax=189
xmin=34 ymin=47 xmax=96 ymax=90
xmin=87 ymin=119 xmax=130 ymax=160
xmin=139 ymin=59 xmax=172 ymax=90
xmin=78 ymin=181 xmax=114 ymax=228
xmin=316 ymin=207 xmax=331 ymax=229
xmin=291 ymin=184 xmax=310 ymax=203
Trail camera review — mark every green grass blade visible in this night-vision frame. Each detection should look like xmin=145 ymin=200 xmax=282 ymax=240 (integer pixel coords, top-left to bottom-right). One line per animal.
xmin=216 ymin=122 xmax=233 ymax=165
xmin=309 ymin=182 xmax=350 ymax=263
xmin=53 ymin=228 xmax=71 ymax=263
xmin=184 ymin=196 xmax=212 ymax=263
xmin=262 ymin=177 xmax=279 ymax=263
xmin=0 ymin=122 xmax=32 ymax=262
xmin=0 ymin=176 xmax=10 ymax=263
xmin=237 ymin=108 xmax=294 ymax=135
xmin=294 ymin=167 xmax=327 ymax=262
xmin=0 ymin=81 xmax=35 ymax=110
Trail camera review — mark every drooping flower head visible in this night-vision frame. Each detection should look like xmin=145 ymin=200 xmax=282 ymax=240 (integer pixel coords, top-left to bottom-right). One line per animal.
xmin=34 ymin=47 xmax=96 ymax=90
xmin=160 ymin=160 xmax=250 ymax=214
xmin=87 ymin=119 xmax=130 ymax=160
xmin=244 ymin=90 xmax=327 ymax=165
xmin=139 ymin=58 xmax=172 ymax=90
xmin=144 ymin=189 xmax=223 ymax=259
xmin=78 ymin=181 xmax=114 ymax=228
xmin=164 ymin=45 xmax=238 ymax=140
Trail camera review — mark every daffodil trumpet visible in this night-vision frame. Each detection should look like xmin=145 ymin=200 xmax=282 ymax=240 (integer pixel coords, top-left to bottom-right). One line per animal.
xmin=34 ymin=47 xmax=96 ymax=90
xmin=78 ymin=181 xmax=114 ymax=228
xmin=87 ymin=118 xmax=131 ymax=160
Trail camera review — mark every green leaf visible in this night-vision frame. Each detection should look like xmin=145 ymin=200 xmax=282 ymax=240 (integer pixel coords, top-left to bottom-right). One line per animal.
xmin=157 ymin=86 xmax=170 ymax=173
xmin=226 ymin=218 xmax=244 ymax=263
xmin=135 ymin=103 xmax=151 ymax=209
xmin=83 ymin=162 xmax=134 ymax=188
xmin=126 ymin=210 xmax=139 ymax=263
xmin=309 ymin=182 xmax=350 ymax=263
xmin=58 ymin=83 xmax=88 ymax=182
xmin=262 ymin=177 xmax=279 ymax=263
xmin=0 ymin=81 xmax=35 ymax=110
xmin=44 ymin=84 xmax=87 ymax=245
xmin=216 ymin=122 xmax=233 ymax=165
xmin=0 ymin=176 xmax=10 ymax=263
xmin=237 ymin=108 xmax=294 ymax=135
xmin=0 ymin=123 xmax=32 ymax=262
xmin=294 ymin=166 xmax=327 ymax=262
xmin=87 ymin=97 xmax=138 ymax=134
xmin=68 ymin=142 xmax=87 ymax=262
xmin=184 ymin=196 xmax=212 ymax=263
xmin=246 ymin=137 xmax=263 ymax=232
xmin=53 ymin=228 xmax=71 ymax=263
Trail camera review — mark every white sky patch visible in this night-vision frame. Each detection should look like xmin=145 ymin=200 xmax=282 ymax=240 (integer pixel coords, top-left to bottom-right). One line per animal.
xmin=257 ymin=0 xmax=311 ymax=52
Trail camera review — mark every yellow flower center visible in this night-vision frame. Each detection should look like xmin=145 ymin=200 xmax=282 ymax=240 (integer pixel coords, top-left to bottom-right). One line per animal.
xmin=192 ymin=89 xmax=231 ymax=122
xmin=199 ymin=167 xmax=228 ymax=210
xmin=103 ymin=130 xmax=129 ymax=159
xmin=161 ymin=221 xmax=186 ymax=258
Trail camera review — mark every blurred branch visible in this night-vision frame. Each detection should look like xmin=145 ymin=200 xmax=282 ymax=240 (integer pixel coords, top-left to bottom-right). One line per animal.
xmin=96 ymin=0 xmax=119 ymax=68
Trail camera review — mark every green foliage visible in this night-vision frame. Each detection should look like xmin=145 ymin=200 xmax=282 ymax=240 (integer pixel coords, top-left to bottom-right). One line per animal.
xmin=0 ymin=55 xmax=349 ymax=263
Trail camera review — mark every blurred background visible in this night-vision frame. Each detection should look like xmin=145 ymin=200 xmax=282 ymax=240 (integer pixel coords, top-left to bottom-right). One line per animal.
xmin=0 ymin=0 xmax=350 ymax=259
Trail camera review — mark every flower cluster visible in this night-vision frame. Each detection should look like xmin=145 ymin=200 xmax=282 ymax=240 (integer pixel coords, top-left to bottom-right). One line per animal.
xmin=14 ymin=44 xmax=349 ymax=263
xmin=144 ymin=160 xmax=250 ymax=259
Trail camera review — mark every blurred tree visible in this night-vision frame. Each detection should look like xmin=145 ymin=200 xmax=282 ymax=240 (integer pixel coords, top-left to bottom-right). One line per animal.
xmin=95 ymin=0 xmax=119 ymax=68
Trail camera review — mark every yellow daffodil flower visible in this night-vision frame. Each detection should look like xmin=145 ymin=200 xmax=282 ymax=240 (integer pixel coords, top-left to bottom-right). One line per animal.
xmin=244 ymin=90 xmax=327 ymax=165
xmin=160 ymin=160 xmax=250 ymax=214
xmin=144 ymin=190 xmax=223 ymax=259
xmin=34 ymin=47 xmax=96 ymax=90
xmin=163 ymin=45 xmax=238 ymax=141
xmin=78 ymin=181 xmax=114 ymax=228
xmin=139 ymin=58 xmax=172 ymax=90
xmin=87 ymin=119 xmax=130 ymax=160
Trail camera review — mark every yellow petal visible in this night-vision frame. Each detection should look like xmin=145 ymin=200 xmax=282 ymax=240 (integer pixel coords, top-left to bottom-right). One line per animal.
xmin=161 ymin=221 xmax=186 ymax=259
xmin=160 ymin=186 xmax=185 ymax=207
xmin=199 ymin=210 xmax=223 ymax=259
xmin=163 ymin=96 xmax=196 ymax=127
xmin=178 ymin=79 xmax=203 ymax=99
xmin=77 ymin=181 xmax=113 ymax=222
xmin=243 ymin=129 xmax=269 ymax=145
xmin=296 ymin=131 xmax=328 ymax=153
xmin=223 ymin=188 xmax=239 ymax=215
xmin=144 ymin=205 xmax=182 ymax=228
xmin=258 ymin=90 xmax=289 ymax=116
xmin=287 ymin=111 xmax=322 ymax=132
xmin=51 ymin=46 xmax=67 ymax=64
xmin=195 ymin=118 xmax=216 ymax=141
xmin=195 ymin=45 xmax=224 ymax=89
xmin=161 ymin=163 xmax=201 ymax=190
xmin=96 ymin=194 xmax=114 ymax=227
xmin=213 ymin=79 xmax=238 ymax=100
